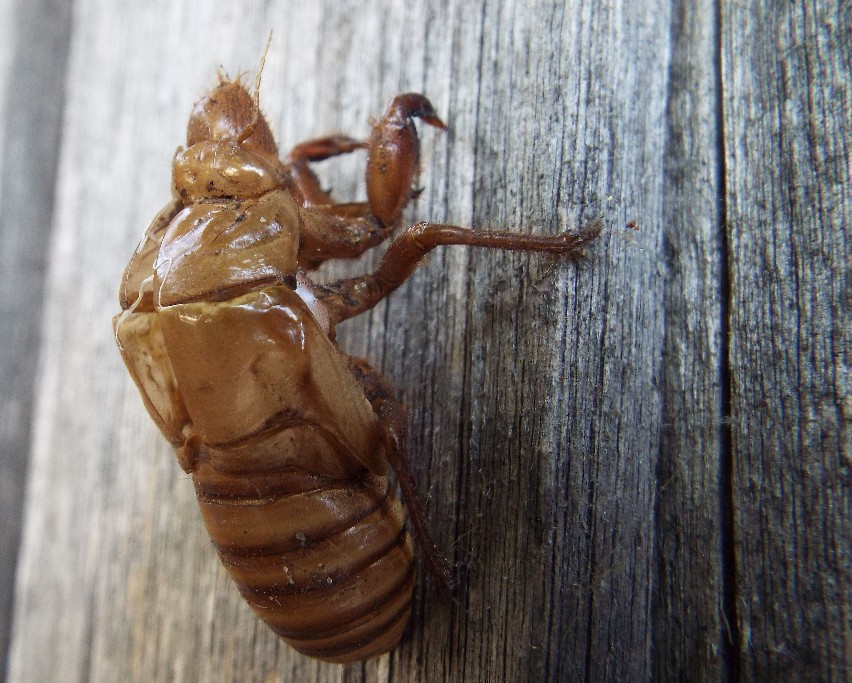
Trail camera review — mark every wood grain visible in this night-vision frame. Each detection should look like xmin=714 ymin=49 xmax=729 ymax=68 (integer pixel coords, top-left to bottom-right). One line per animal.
xmin=722 ymin=2 xmax=850 ymax=679
xmin=0 ymin=0 xmax=74 ymax=680
xmin=656 ymin=1 xmax=728 ymax=679
xmin=3 ymin=0 xmax=847 ymax=681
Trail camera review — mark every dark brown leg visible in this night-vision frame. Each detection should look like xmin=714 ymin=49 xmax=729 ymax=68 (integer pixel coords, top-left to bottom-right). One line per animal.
xmin=320 ymin=220 xmax=603 ymax=324
xmin=286 ymin=136 xmax=396 ymax=269
xmin=365 ymin=94 xmax=445 ymax=227
xmin=285 ymin=134 xmax=367 ymax=207
xmin=347 ymin=357 xmax=455 ymax=599
xmin=287 ymin=94 xmax=446 ymax=268
xmin=297 ymin=209 xmax=392 ymax=269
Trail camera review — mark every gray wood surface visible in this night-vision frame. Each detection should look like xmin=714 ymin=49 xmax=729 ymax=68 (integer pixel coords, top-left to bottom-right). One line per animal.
xmin=723 ymin=3 xmax=850 ymax=679
xmin=2 ymin=0 xmax=847 ymax=681
xmin=656 ymin=2 xmax=728 ymax=679
xmin=0 ymin=1 xmax=74 ymax=681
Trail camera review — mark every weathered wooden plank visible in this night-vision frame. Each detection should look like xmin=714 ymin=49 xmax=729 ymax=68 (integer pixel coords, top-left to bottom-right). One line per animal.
xmin=0 ymin=0 xmax=74 ymax=680
xmin=655 ymin=1 xmax=728 ymax=679
xmin=8 ymin=0 xmax=848 ymax=680
xmin=9 ymin=0 xmax=663 ymax=681
xmin=374 ymin=4 xmax=668 ymax=681
xmin=722 ymin=0 xmax=850 ymax=679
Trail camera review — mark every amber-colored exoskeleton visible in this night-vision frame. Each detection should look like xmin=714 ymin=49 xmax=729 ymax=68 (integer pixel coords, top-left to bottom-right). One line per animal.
xmin=114 ymin=72 xmax=600 ymax=663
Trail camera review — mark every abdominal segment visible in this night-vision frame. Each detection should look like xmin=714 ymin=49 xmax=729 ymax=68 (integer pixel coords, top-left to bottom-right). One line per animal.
xmin=192 ymin=448 xmax=414 ymax=663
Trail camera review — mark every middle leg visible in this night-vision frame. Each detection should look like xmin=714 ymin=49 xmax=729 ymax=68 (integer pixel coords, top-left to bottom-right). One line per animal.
xmin=317 ymin=220 xmax=603 ymax=323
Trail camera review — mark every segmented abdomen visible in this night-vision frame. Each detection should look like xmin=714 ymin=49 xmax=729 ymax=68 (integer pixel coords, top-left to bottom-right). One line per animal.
xmin=192 ymin=445 xmax=414 ymax=663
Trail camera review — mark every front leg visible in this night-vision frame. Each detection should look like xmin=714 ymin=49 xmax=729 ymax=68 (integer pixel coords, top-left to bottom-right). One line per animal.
xmin=286 ymin=134 xmax=368 ymax=208
xmin=287 ymin=95 xmax=444 ymax=228
xmin=365 ymin=94 xmax=445 ymax=227
xmin=287 ymin=137 xmax=394 ymax=269
xmin=288 ymin=94 xmax=446 ymax=268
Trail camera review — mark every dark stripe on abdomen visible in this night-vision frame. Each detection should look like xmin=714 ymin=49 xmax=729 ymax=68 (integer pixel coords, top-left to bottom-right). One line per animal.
xmin=193 ymin=459 xmax=414 ymax=662
xmin=196 ymin=474 xmax=391 ymax=555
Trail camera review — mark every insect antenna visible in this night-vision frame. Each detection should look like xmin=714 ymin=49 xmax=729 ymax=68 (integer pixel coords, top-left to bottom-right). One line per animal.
xmin=236 ymin=32 xmax=273 ymax=144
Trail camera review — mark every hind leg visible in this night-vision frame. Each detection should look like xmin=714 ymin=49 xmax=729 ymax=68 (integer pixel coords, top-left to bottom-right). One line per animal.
xmin=347 ymin=356 xmax=454 ymax=599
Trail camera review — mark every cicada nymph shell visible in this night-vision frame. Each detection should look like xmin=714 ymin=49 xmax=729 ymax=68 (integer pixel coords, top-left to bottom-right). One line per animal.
xmin=116 ymin=72 xmax=600 ymax=663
